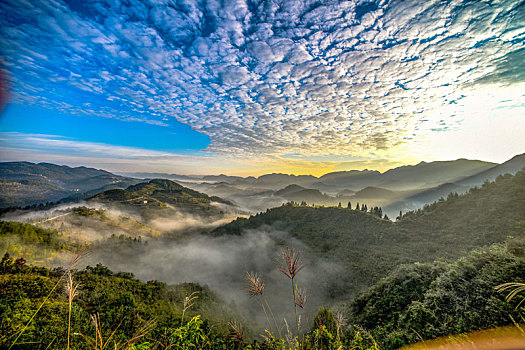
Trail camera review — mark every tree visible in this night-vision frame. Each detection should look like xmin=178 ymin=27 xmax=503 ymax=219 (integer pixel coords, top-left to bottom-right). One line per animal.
xmin=356 ymin=203 xmax=360 ymax=211
xmin=347 ymin=202 xmax=352 ymax=209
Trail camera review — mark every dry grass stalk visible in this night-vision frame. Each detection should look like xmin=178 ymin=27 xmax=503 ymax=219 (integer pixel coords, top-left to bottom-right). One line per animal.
xmin=277 ymin=247 xmax=304 ymax=340
xmin=335 ymin=312 xmax=345 ymax=343
xmin=246 ymin=271 xmax=265 ymax=296
xmin=277 ymin=247 xmax=304 ymax=280
xmin=245 ymin=271 xmax=282 ymax=339
xmin=495 ymin=282 xmax=525 ymax=308
xmin=75 ymin=313 xmax=153 ymax=350
xmin=181 ymin=291 xmax=199 ymax=325
xmin=295 ymin=288 xmax=307 ymax=309
xmin=228 ymin=321 xmax=244 ymax=344
xmin=66 ymin=271 xmax=80 ymax=350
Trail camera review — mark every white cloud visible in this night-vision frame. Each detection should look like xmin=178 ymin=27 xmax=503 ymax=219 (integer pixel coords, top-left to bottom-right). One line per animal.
xmin=0 ymin=0 xmax=524 ymax=164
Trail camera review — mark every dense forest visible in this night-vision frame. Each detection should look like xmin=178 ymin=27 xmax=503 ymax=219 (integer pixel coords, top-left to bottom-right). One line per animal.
xmin=350 ymin=237 xmax=525 ymax=349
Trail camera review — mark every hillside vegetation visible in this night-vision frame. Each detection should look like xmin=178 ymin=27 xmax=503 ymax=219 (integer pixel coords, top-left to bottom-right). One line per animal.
xmin=0 ymin=255 xmax=242 ymax=349
xmin=0 ymin=162 xmax=142 ymax=207
xmin=0 ymin=221 xmax=80 ymax=266
xmin=90 ymin=179 xmax=232 ymax=215
xmin=213 ymin=171 xmax=525 ymax=297
xmin=350 ymin=237 xmax=525 ymax=349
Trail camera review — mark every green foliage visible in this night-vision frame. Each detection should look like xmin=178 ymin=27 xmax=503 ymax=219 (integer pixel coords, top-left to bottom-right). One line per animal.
xmin=71 ymin=206 xmax=104 ymax=217
xmin=169 ymin=316 xmax=206 ymax=349
xmin=0 ymin=220 xmax=79 ymax=266
xmin=350 ymin=238 xmax=525 ymax=349
xmin=213 ymin=171 xmax=525 ymax=301
xmin=89 ymin=179 xmax=232 ymax=214
xmin=0 ymin=256 xmax=239 ymax=349
xmin=312 ymin=308 xmax=337 ymax=336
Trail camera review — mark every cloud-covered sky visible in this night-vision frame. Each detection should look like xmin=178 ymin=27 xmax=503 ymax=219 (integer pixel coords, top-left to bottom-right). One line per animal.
xmin=0 ymin=0 xmax=523 ymax=175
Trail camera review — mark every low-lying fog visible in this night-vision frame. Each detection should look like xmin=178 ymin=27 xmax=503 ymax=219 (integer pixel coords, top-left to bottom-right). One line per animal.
xmin=87 ymin=227 xmax=345 ymax=332
xmin=1 ymin=201 xmax=347 ymax=331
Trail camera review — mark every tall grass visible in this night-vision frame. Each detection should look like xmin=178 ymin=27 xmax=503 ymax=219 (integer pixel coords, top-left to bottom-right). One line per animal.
xmin=277 ymin=247 xmax=305 ymax=340
xmin=8 ymin=250 xmax=87 ymax=350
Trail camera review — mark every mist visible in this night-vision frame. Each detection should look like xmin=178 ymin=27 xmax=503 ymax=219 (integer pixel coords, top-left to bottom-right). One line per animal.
xmin=85 ymin=226 xmax=345 ymax=332
xmin=0 ymin=194 xmax=349 ymax=332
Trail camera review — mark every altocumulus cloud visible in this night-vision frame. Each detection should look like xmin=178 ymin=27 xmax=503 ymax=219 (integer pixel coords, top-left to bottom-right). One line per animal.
xmin=0 ymin=0 xmax=523 ymax=158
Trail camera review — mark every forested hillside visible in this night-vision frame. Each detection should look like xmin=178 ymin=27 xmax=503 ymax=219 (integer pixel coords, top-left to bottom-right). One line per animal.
xmin=350 ymin=237 xmax=525 ymax=349
xmin=90 ymin=179 xmax=232 ymax=214
xmin=0 ymin=162 xmax=143 ymax=207
xmin=213 ymin=171 xmax=525 ymax=297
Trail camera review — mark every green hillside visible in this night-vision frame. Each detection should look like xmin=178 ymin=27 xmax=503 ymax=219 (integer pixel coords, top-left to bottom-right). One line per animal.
xmin=89 ymin=179 xmax=232 ymax=213
xmin=350 ymin=237 xmax=525 ymax=349
xmin=213 ymin=171 xmax=525 ymax=296
xmin=0 ymin=162 xmax=143 ymax=207
xmin=0 ymin=221 xmax=80 ymax=266
xmin=396 ymin=171 xmax=525 ymax=258
xmin=0 ymin=256 xmax=241 ymax=349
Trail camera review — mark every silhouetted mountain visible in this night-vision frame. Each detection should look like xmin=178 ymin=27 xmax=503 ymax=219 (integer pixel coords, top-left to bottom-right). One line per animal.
xmin=117 ymin=157 xmax=510 ymax=194
xmin=377 ymin=159 xmax=496 ymax=189
xmin=255 ymin=173 xmax=317 ymax=186
xmin=383 ymin=153 xmax=525 ymax=216
xmin=274 ymin=184 xmax=306 ymax=196
xmin=353 ymin=186 xmax=398 ymax=199
xmin=457 ymin=153 xmax=525 ymax=187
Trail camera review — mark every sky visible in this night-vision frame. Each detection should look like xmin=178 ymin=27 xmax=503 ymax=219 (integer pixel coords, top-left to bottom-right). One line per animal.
xmin=0 ymin=0 xmax=523 ymax=176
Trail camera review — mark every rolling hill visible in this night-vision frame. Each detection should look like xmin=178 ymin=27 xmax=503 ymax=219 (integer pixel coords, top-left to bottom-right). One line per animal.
xmin=384 ymin=152 xmax=525 ymax=215
xmin=89 ymin=178 xmax=232 ymax=211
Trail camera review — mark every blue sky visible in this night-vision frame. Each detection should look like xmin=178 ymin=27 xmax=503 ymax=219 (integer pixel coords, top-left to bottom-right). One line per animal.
xmin=0 ymin=104 xmax=209 ymax=152
xmin=0 ymin=0 xmax=523 ymax=175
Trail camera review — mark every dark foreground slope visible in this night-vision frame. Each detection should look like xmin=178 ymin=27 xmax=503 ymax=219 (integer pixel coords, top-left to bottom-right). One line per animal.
xmin=213 ymin=171 xmax=525 ymax=296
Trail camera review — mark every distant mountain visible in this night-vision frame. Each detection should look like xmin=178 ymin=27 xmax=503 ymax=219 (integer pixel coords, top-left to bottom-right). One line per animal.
xmin=457 ymin=153 xmax=525 ymax=187
xmin=0 ymin=162 xmax=143 ymax=207
xmin=377 ymin=159 xmax=496 ymax=189
xmin=274 ymin=184 xmax=306 ymax=196
xmin=274 ymin=184 xmax=348 ymax=205
xmin=319 ymin=170 xmax=382 ymax=189
xmin=89 ymin=178 xmax=232 ymax=212
xmin=255 ymin=173 xmax=317 ymax=186
xmin=125 ymin=157 xmax=501 ymax=192
xmin=353 ymin=186 xmax=398 ymax=199
xmin=384 ymin=153 xmax=525 ymax=216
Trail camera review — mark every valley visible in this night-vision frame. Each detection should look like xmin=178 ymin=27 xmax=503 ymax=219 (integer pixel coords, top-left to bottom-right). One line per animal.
xmin=1 ymin=157 xmax=524 ymax=349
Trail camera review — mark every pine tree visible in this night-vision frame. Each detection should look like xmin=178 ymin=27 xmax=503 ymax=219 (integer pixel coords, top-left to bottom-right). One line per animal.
xmin=356 ymin=203 xmax=360 ymax=211
xmin=347 ymin=201 xmax=352 ymax=209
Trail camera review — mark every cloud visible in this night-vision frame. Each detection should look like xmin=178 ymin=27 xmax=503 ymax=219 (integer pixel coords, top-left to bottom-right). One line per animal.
xmin=0 ymin=0 xmax=523 ymax=161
